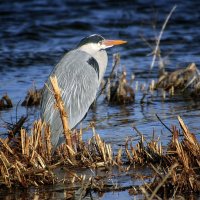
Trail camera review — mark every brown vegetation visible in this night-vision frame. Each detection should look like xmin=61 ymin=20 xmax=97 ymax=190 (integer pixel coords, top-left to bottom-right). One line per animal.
xmin=156 ymin=63 xmax=200 ymax=94
xmin=21 ymin=86 xmax=42 ymax=106
xmin=104 ymin=54 xmax=135 ymax=104
xmin=127 ymin=116 xmax=200 ymax=199
xmin=0 ymin=94 xmax=13 ymax=110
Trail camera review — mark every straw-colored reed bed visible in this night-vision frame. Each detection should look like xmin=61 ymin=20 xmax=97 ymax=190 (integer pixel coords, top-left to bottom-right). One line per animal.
xmin=0 ymin=119 xmax=116 ymax=188
xmin=127 ymin=116 xmax=200 ymax=199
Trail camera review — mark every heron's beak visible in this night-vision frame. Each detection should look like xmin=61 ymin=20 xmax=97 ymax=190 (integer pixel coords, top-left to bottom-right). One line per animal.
xmin=102 ymin=39 xmax=127 ymax=47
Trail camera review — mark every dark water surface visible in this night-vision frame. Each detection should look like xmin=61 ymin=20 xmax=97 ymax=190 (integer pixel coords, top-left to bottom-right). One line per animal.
xmin=0 ymin=0 xmax=200 ymax=199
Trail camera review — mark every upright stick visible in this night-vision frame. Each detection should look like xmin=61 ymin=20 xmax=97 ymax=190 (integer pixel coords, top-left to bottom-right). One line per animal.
xmin=49 ymin=76 xmax=73 ymax=151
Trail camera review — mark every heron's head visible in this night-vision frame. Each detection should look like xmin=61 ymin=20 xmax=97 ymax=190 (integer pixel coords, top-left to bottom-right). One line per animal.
xmin=77 ymin=34 xmax=127 ymax=53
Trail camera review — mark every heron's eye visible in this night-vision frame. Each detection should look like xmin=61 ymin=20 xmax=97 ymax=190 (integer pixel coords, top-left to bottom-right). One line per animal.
xmin=98 ymin=41 xmax=102 ymax=46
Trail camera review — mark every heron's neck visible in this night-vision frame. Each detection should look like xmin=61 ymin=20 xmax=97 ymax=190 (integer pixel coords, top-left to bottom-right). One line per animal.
xmin=93 ymin=50 xmax=108 ymax=84
xmin=78 ymin=45 xmax=108 ymax=85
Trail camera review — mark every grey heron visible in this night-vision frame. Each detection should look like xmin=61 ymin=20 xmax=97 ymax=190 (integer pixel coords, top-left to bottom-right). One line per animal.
xmin=41 ymin=34 xmax=126 ymax=148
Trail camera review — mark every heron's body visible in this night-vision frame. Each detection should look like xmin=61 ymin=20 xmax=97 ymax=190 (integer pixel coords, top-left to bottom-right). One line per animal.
xmin=40 ymin=34 xmax=126 ymax=148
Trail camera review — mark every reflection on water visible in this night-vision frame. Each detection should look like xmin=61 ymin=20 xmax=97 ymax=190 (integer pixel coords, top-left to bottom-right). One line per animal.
xmin=0 ymin=166 xmax=151 ymax=200
xmin=0 ymin=0 xmax=200 ymax=199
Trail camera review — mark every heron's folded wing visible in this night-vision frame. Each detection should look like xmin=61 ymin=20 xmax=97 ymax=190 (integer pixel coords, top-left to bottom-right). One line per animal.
xmin=40 ymin=50 xmax=99 ymax=147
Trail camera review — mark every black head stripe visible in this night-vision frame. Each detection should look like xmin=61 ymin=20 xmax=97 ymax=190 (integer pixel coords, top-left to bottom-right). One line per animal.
xmin=77 ymin=34 xmax=104 ymax=47
xmin=87 ymin=57 xmax=99 ymax=79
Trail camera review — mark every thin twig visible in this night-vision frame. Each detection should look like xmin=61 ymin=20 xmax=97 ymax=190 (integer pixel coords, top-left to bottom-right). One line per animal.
xmin=156 ymin=114 xmax=173 ymax=134
xmin=150 ymin=5 xmax=176 ymax=70
xmin=132 ymin=126 xmax=148 ymax=143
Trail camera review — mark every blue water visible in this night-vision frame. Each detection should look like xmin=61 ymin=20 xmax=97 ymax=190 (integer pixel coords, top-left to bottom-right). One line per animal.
xmin=0 ymin=0 xmax=200 ymax=199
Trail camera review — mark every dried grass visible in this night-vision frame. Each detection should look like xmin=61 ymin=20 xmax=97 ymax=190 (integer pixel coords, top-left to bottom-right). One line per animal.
xmin=126 ymin=116 xmax=200 ymax=199
xmin=0 ymin=120 xmax=56 ymax=188
xmin=0 ymin=109 xmax=199 ymax=199
xmin=0 ymin=118 xmax=117 ymax=188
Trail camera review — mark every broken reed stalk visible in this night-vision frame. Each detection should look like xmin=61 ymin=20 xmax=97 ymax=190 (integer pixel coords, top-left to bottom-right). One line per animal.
xmin=49 ymin=76 xmax=73 ymax=152
xmin=150 ymin=5 xmax=176 ymax=70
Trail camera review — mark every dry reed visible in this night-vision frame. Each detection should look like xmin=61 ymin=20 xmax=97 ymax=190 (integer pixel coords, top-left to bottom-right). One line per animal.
xmin=126 ymin=116 xmax=200 ymax=199
xmin=0 ymin=94 xmax=13 ymax=110
xmin=21 ymin=86 xmax=41 ymax=106
xmin=105 ymin=55 xmax=135 ymax=105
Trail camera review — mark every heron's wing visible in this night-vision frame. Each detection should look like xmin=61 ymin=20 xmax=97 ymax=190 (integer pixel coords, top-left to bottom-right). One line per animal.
xmin=40 ymin=50 xmax=99 ymax=147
